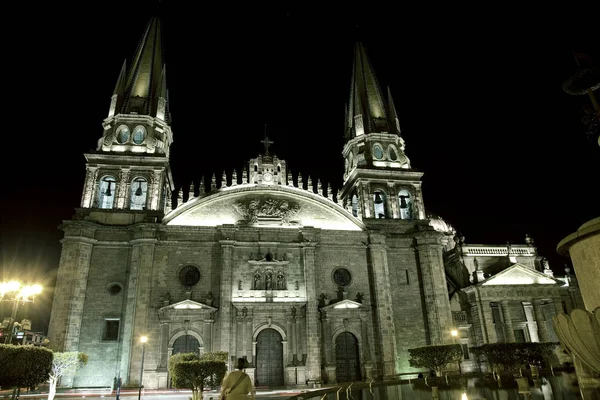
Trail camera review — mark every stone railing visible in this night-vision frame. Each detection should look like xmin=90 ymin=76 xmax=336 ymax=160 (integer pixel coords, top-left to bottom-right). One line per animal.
xmin=452 ymin=311 xmax=468 ymax=326
xmin=462 ymin=246 xmax=536 ymax=256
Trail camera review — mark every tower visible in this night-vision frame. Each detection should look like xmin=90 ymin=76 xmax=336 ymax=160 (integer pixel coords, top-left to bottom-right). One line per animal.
xmin=339 ymin=42 xmax=426 ymax=221
xmin=47 ymin=16 xmax=174 ymax=360
xmin=81 ymin=17 xmax=174 ymax=215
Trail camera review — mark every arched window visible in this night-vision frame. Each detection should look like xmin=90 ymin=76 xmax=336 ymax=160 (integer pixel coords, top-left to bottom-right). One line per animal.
xmin=172 ymin=335 xmax=200 ymax=355
xmin=398 ymin=189 xmax=412 ymax=220
xmin=351 ymin=194 xmax=359 ymax=217
xmin=97 ymin=175 xmax=117 ymax=209
xmin=130 ymin=177 xmax=148 ymax=210
xmin=373 ymin=190 xmax=387 ymax=219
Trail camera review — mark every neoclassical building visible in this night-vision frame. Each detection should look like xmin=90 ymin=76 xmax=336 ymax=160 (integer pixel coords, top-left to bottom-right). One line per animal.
xmin=47 ymin=17 xmax=583 ymax=388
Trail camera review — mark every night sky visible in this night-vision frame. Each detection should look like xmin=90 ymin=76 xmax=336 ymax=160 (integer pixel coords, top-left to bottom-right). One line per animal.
xmin=1 ymin=4 xmax=598 ymax=333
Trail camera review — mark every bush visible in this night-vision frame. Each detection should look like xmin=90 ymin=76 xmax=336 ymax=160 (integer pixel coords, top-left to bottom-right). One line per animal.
xmin=408 ymin=344 xmax=463 ymax=377
xmin=0 ymin=344 xmax=53 ymax=389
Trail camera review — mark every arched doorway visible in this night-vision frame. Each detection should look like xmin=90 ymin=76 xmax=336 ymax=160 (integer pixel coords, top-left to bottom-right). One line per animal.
xmin=172 ymin=334 xmax=200 ymax=355
xmin=255 ymin=328 xmax=284 ymax=387
xmin=335 ymin=332 xmax=361 ymax=382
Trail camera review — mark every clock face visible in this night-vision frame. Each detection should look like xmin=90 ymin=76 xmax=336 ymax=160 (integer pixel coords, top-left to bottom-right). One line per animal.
xmin=263 ymin=172 xmax=273 ymax=182
xmin=373 ymin=144 xmax=384 ymax=160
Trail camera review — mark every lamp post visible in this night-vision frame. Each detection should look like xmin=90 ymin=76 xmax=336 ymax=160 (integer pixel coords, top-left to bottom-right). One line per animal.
xmin=0 ymin=281 xmax=42 ymax=344
xmin=138 ymin=336 xmax=148 ymax=400
xmin=451 ymin=329 xmax=468 ymax=399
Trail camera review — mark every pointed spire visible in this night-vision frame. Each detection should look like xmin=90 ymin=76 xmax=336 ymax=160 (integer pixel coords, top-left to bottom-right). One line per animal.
xmin=287 ymin=170 xmax=293 ymax=186
xmin=387 ymin=86 xmax=401 ymax=135
xmin=307 ymin=175 xmax=313 ymax=192
xmin=346 ymin=41 xmax=398 ymax=139
xmin=317 ymin=178 xmax=323 ymax=195
xmin=297 ymin=172 xmax=303 ymax=189
xmin=221 ymin=170 xmax=227 ymax=187
xmin=108 ymin=60 xmax=128 ymax=117
xmin=326 ymin=183 xmax=332 ymax=200
xmin=232 ymin=169 xmax=238 ymax=186
xmin=210 ymin=173 xmax=217 ymax=191
xmin=118 ymin=17 xmax=167 ymax=120
xmin=242 ymin=166 xmax=248 ymax=184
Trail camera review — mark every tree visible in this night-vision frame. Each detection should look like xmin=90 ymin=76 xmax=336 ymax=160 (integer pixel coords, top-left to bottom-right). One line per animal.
xmin=0 ymin=344 xmax=53 ymax=400
xmin=408 ymin=344 xmax=463 ymax=377
xmin=168 ymin=353 xmax=227 ymax=400
xmin=48 ymin=352 xmax=88 ymax=400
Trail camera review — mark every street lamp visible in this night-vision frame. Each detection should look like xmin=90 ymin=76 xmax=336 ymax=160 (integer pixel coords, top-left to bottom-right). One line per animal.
xmin=451 ymin=329 xmax=467 ymax=399
xmin=0 ymin=281 xmax=42 ymax=344
xmin=138 ymin=336 xmax=148 ymax=400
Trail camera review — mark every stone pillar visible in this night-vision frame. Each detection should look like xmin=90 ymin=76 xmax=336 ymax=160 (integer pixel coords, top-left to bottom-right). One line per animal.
xmin=245 ymin=317 xmax=252 ymax=364
xmin=387 ymin=183 xmax=397 ymax=219
xmin=368 ymin=233 xmax=398 ymax=379
xmin=287 ymin=315 xmax=294 ymax=365
xmin=532 ymin=300 xmax=549 ymax=342
xmin=500 ymin=301 xmax=516 ymax=342
xmin=81 ymin=166 xmax=98 ymax=208
xmin=414 ymin=231 xmax=453 ymax=345
xmin=481 ymin=301 xmax=502 ymax=344
xmin=150 ymin=170 xmax=163 ymax=211
xmin=322 ymin=312 xmax=332 ymax=365
xmin=522 ymin=302 xmax=539 ymax=342
xmin=302 ymin=243 xmax=322 ymax=384
xmin=204 ymin=319 xmax=213 ymax=354
xmin=122 ymin=229 xmax=157 ymax=384
xmin=219 ymin=240 xmax=235 ymax=359
xmin=116 ymin=168 xmax=130 ymax=209
xmin=296 ymin=315 xmax=303 ymax=362
xmin=159 ymin=322 xmax=170 ymax=368
xmin=47 ymin=228 xmax=95 ymax=354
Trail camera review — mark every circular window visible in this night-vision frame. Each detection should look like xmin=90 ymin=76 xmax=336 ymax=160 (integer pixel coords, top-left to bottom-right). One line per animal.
xmin=116 ymin=125 xmax=130 ymax=144
xmin=332 ymin=268 xmax=352 ymax=287
xmin=107 ymin=283 xmax=123 ymax=295
xmin=132 ymin=125 xmax=147 ymax=144
xmin=179 ymin=265 xmax=201 ymax=287
xmin=388 ymin=145 xmax=398 ymax=161
xmin=372 ymin=144 xmax=384 ymax=160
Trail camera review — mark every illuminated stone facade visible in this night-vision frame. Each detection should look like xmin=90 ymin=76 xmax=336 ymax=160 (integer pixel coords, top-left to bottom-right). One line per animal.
xmin=47 ymin=17 xmax=582 ymax=389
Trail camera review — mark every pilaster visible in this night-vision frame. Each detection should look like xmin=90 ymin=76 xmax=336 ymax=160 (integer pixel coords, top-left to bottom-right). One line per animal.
xmin=367 ymin=233 xmax=397 ymax=378
xmin=302 ymin=243 xmax=321 ymax=383
xmin=220 ymin=240 xmax=235 ymax=359
xmin=81 ymin=166 xmax=99 ymax=208
xmin=122 ymin=230 xmax=157 ymax=384
xmin=500 ymin=301 xmax=516 ymax=342
xmin=414 ymin=231 xmax=453 ymax=345
xmin=532 ymin=300 xmax=549 ymax=342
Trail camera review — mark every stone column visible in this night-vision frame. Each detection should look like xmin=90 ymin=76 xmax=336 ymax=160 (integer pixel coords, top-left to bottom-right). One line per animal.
xmin=219 ymin=240 xmax=235 ymax=361
xmin=522 ymin=302 xmax=539 ymax=342
xmin=287 ymin=315 xmax=294 ymax=365
xmin=368 ymin=233 xmax=398 ymax=379
xmin=150 ymin=170 xmax=164 ymax=211
xmin=302 ymin=243 xmax=322 ymax=384
xmin=47 ymin=228 xmax=95 ymax=354
xmin=414 ymin=231 xmax=453 ymax=345
xmin=81 ymin=166 xmax=98 ymax=208
xmin=481 ymin=301 xmax=498 ymax=344
xmin=532 ymin=300 xmax=549 ymax=342
xmin=245 ymin=317 xmax=253 ymax=364
xmin=500 ymin=301 xmax=516 ymax=342
xmin=322 ymin=312 xmax=332 ymax=365
xmin=296 ymin=315 xmax=304 ymax=363
xmin=116 ymin=168 xmax=130 ymax=209
xmin=159 ymin=322 xmax=170 ymax=368
xmin=387 ymin=183 xmax=397 ymax=219
xmin=122 ymin=229 xmax=157 ymax=384
xmin=204 ymin=319 xmax=213 ymax=353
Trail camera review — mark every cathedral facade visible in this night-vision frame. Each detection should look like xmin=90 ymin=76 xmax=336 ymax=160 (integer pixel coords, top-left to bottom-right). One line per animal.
xmin=47 ymin=17 xmax=582 ymax=389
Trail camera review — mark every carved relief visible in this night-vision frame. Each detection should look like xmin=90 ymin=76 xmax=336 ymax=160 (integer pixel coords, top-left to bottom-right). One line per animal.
xmin=233 ymin=198 xmax=300 ymax=225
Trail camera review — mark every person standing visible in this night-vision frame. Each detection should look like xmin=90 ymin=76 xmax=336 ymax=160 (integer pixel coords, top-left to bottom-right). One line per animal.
xmin=220 ymin=358 xmax=255 ymax=400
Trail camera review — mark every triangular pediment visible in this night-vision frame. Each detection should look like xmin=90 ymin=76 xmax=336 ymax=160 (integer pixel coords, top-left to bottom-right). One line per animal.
xmin=321 ymin=299 xmax=365 ymax=311
xmin=481 ymin=263 xmax=562 ymax=286
xmin=160 ymin=299 xmax=217 ymax=312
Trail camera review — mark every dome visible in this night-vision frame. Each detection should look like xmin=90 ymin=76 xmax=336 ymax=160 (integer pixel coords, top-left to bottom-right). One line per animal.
xmin=427 ymin=212 xmax=456 ymax=234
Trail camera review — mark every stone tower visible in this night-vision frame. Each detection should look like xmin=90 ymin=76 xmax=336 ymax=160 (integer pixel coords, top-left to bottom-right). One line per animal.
xmin=340 ymin=42 xmax=425 ymax=221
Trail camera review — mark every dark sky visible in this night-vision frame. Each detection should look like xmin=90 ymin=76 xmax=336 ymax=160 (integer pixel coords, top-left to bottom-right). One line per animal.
xmin=1 ymin=4 xmax=598 ymax=333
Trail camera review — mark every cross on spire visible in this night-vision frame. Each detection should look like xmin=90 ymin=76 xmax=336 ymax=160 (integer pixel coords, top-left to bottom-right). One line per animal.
xmin=261 ymin=124 xmax=274 ymax=155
